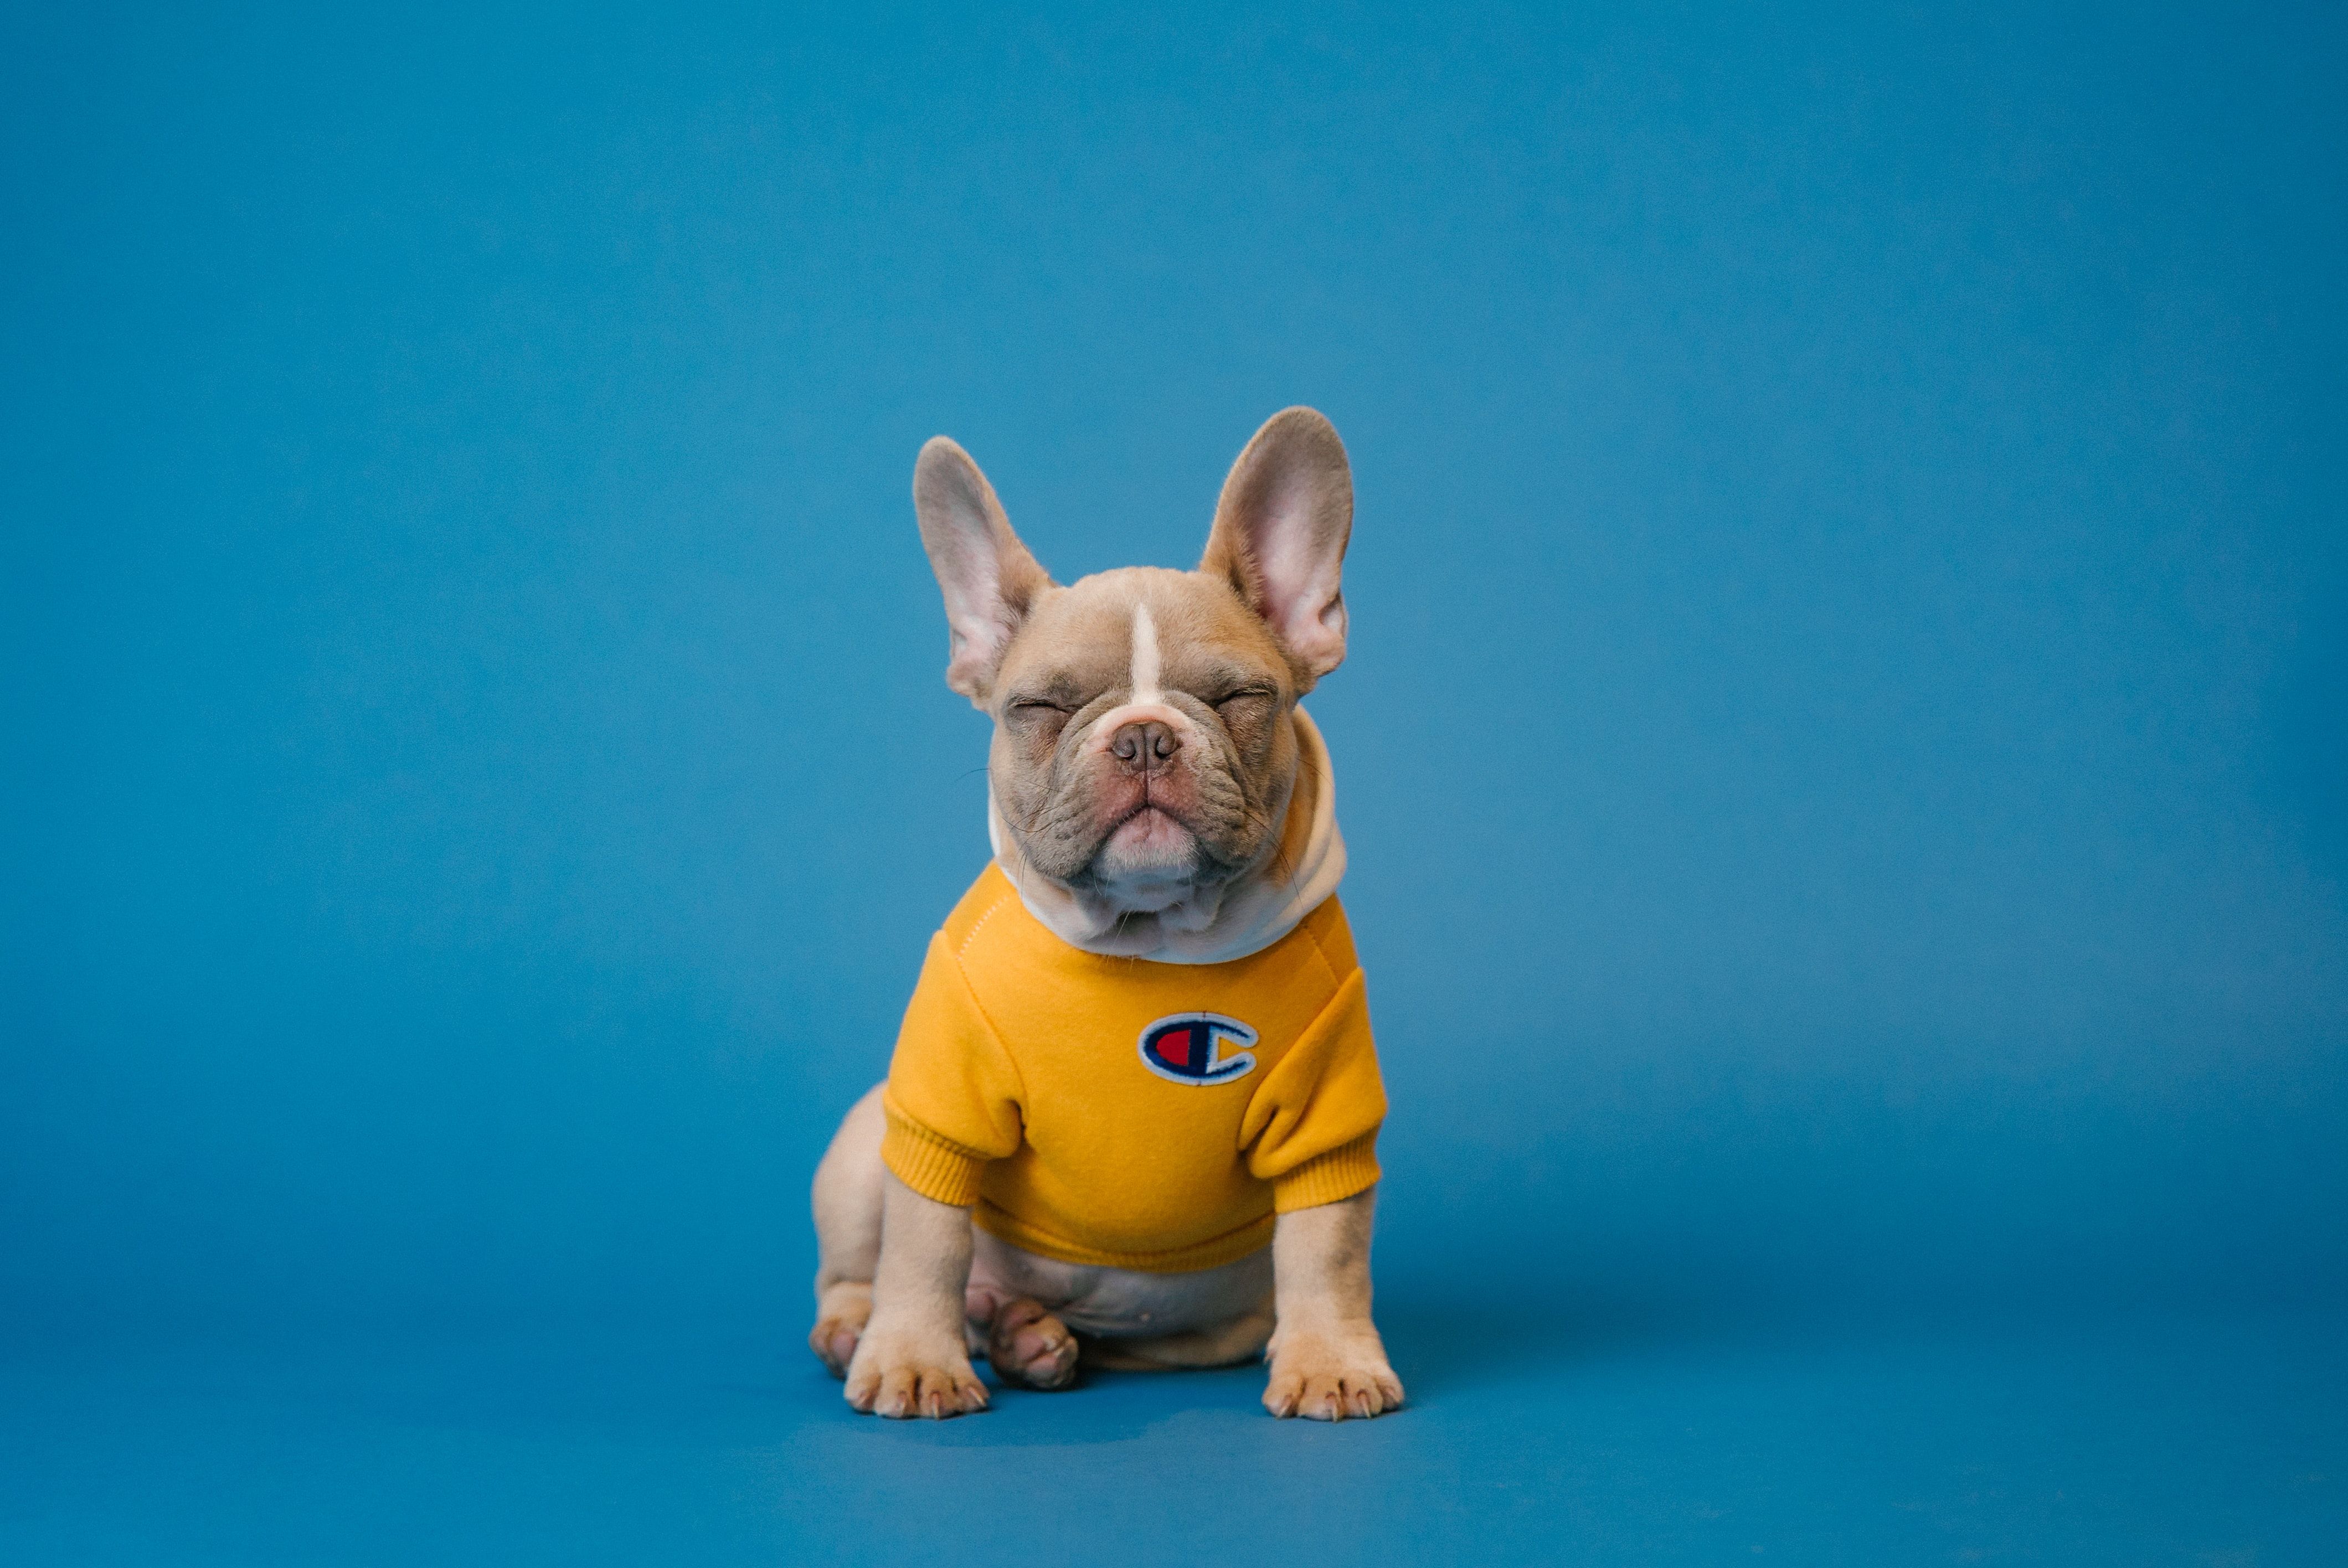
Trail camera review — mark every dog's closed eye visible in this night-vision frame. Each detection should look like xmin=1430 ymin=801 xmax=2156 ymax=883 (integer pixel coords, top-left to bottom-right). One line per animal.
xmin=1007 ymin=699 xmax=1074 ymax=742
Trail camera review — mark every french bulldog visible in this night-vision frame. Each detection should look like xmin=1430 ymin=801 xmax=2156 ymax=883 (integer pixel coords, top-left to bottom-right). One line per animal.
xmin=808 ymin=408 xmax=1402 ymax=1421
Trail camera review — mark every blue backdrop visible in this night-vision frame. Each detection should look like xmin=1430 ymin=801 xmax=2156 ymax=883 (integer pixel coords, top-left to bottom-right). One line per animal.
xmin=5 ymin=4 xmax=2344 ymax=1562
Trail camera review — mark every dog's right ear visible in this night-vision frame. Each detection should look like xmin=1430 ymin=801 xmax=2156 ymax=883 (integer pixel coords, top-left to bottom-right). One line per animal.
xmin=913 ymin=437 xmax=1054 ymax=705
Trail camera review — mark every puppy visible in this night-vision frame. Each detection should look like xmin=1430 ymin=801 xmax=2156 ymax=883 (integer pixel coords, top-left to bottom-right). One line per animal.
xmin=809 ymin=408 xmax=1402 ymax=1421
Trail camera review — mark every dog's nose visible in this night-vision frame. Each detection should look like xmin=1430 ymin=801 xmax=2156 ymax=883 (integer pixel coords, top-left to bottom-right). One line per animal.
xmin=1109 ymin=719 xmax=1180 ymax=773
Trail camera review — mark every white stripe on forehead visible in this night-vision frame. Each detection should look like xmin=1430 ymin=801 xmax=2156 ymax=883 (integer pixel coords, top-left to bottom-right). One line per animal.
xmin=1129 ymin=599 xmax=1162 ymax=704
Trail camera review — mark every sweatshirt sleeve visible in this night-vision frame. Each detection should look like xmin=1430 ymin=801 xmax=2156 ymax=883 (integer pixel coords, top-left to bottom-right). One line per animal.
xmin=1239 ymin=966 xmax=1388 ymax=1211
xmin=879 ymin=933 xmax=1026 ymax=1207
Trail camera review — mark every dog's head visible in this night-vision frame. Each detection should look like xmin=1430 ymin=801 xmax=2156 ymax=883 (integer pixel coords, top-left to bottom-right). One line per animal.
xmin=913 ymin=409 xmax=1353 ymax=930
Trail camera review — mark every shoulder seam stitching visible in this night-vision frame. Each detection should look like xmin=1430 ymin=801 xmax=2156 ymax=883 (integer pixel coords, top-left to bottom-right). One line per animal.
xmin=958 ymin=890 xmax=1012 ymax=960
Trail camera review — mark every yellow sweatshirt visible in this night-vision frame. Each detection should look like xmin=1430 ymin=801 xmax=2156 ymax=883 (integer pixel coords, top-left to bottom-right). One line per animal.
xmin=879 ymin=865 xmax=1387 ymax=1273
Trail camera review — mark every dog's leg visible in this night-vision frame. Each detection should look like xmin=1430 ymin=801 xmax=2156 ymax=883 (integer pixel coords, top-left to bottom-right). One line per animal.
xmin=842 ymin=1170 xmax=990 ymax=1418
xmin=1261 ymin=1187 xmax=1404 ymax=1420
xmin=807 ymin=1083 xmax=886 ymax=1375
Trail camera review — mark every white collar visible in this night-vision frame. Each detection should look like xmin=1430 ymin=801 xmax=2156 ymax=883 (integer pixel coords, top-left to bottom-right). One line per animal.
xmin=987 ymin=706 xmax=1347 ymax=964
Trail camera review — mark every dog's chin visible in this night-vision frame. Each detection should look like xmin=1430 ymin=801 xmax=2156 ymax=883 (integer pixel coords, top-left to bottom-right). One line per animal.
xmin=1087 ymin=807 xmax=1206 ymax=912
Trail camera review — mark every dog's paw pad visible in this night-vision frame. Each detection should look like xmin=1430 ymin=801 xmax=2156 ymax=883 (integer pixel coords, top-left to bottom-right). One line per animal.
xmin=986 ymin=1298 xmax=1079 ymax=1391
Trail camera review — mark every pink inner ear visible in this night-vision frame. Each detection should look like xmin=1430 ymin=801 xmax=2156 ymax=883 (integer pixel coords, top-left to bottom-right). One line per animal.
xmin=1242 ymin=473 xmax=1346 ymax=656
xmin=1257 ymin=504 xmax=1322 ymax=604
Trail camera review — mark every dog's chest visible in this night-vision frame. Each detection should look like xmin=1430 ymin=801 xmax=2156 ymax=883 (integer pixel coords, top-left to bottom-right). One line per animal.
xmin=980 ymin=943 xmax=1336 ymax=1162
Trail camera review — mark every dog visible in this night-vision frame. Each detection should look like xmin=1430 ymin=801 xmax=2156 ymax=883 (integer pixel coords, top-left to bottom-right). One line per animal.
xmin=808 ymin=408 xmax=1402 ymax=1421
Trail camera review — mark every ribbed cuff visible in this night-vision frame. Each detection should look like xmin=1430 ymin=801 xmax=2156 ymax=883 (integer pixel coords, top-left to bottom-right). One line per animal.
xmin=881 ymin=1106 xmax=988 ymax=1208
xmin=1270 ymin=1132 xmax=1381 ymax=1213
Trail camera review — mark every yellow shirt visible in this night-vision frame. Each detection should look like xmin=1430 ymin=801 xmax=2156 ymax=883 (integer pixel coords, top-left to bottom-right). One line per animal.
xmin=879 ymin=864 xmax=1387 ymax=1272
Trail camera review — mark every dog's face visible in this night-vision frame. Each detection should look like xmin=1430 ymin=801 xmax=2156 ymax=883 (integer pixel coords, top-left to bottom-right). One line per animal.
xmin=913 ymin=409 xmax=1354 ymax=921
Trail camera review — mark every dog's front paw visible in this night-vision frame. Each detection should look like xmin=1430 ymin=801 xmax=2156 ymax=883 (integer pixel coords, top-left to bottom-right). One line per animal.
xmin=843 ymin=1329 xmax=990 ymax=1420
xmin=1263 ymin=1328 xmax=1404 ymax=1420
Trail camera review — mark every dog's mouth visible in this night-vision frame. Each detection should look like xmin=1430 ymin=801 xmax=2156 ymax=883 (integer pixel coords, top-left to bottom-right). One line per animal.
xmin=1006 ymin=755 xmax=1266 ymax=902
xmin=1101 ymin=801 xmax=1196 ymax=858
xmin=1081 ymin=779 xmax=1208 ymax=886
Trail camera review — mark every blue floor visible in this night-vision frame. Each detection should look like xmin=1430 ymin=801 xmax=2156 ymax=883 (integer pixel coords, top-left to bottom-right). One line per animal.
xmin=6 ymin=1308 xmax=2340 ymax=1565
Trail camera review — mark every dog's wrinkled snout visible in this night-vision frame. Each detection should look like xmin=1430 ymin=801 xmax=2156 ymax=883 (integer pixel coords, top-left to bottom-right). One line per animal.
xmin=1109 ymin=719 xmax=1180 ymax=775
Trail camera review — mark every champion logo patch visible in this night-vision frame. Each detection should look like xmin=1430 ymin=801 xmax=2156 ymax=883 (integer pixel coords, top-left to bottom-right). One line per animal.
xmin=1137 ymin=1012 xmax=1260 ymax=1085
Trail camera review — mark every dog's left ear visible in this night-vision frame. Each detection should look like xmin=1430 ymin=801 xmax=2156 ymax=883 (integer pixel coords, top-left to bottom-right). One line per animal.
xmin=1201 ymin=407 xmax=1354 ymax=683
